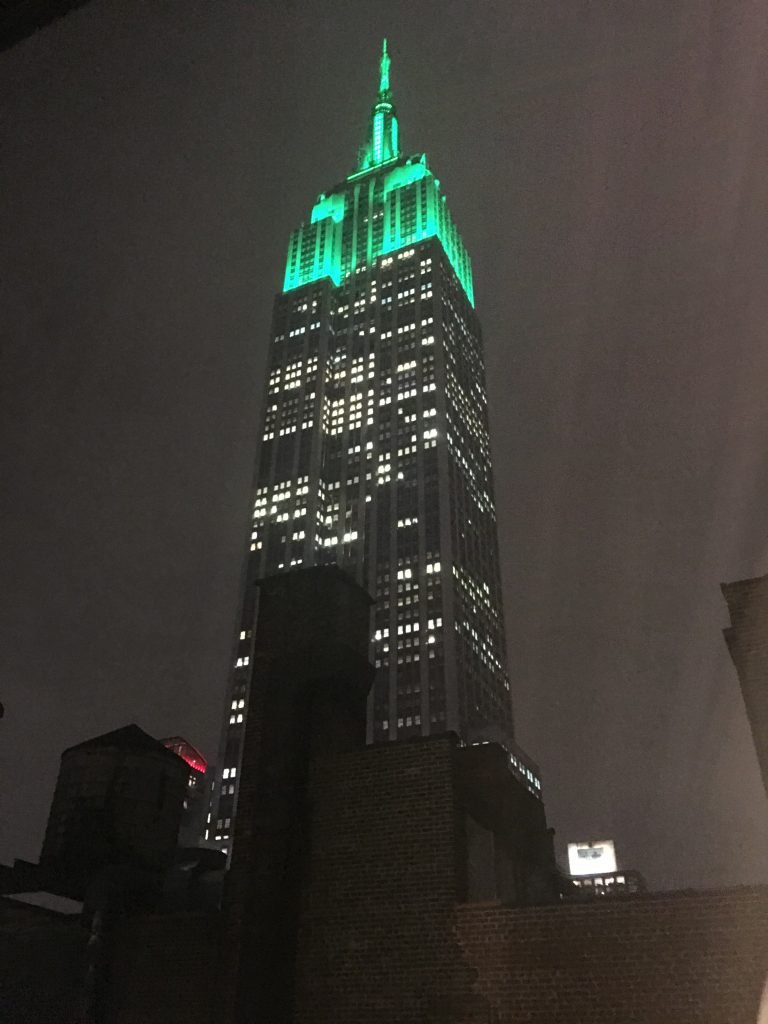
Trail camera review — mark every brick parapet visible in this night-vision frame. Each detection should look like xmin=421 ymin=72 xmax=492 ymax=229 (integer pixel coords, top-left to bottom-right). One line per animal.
xmin=293 ymin=734 xmax=491 ymax=1023
xmin=454 ymin=886 xmax=768 ymax=1023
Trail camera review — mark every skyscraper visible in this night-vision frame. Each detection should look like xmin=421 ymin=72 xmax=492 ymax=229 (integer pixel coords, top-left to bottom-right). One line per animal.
xmin=208 ymin=41 xmax=540 ymax=850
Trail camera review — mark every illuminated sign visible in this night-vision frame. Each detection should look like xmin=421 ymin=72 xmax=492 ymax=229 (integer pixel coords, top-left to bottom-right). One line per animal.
xmin=568 ymin=840 xmax=617 ymax=877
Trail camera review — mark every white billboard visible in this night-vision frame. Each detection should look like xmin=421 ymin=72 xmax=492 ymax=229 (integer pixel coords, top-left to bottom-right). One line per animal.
xmin=568 ymin=840 xmax=617 ymax=877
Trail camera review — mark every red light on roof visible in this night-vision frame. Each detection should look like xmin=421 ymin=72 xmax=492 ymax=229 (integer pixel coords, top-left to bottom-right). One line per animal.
xmin=160 ymin=736 xmax=207 ymax=774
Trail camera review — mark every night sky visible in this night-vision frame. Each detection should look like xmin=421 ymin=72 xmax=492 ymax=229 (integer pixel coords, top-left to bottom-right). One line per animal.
xmin=2 ymin=0 xmax=767 ymax=890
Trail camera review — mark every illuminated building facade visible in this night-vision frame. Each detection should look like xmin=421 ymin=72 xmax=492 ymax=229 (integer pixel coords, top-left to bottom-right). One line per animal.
xmin=209 ymin=42 xmax=539 ymax=850
xmin=566 ymin=840 xmax=646 ymax=900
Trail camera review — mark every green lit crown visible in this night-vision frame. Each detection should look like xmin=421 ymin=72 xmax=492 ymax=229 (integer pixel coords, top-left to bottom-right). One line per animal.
xmin=283 ymin=40 xmax=474 ymax=306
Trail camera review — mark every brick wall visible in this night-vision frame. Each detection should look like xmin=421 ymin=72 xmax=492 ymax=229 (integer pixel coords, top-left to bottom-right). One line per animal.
xmin=455 ymin=887 xmax=768 ymax=1024
xmin=293 ymin=731 xmax=768 ymax=1024
xmin=220 ymin=568 xmax=374 ymax=1024
xmin=93 ymin=732 xmax=768 ymax=1024
xmin=294 ymin=734 xmax=495 ymax=1023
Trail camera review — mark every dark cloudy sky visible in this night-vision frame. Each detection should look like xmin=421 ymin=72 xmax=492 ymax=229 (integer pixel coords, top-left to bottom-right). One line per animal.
xmin=1 ymin=0 xmax=767 ymax=889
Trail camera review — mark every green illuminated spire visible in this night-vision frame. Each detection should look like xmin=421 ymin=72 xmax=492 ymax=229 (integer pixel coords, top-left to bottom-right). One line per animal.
xmin=356 ymin=38 xmax=400 ymax=172
xmin=379 ymin=37 xmax=391 ymax=94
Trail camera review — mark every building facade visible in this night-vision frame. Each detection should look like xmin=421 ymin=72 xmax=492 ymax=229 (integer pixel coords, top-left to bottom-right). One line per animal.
xmin=569 ymin=870 xmax=647 ymax=898
xmin=160 ymin=736 xmax=211 ymax=847
xmin=209 ymin=41 xmax=538 ymax=850
xmin=5 ymin=654 xmax=766 ymax=1024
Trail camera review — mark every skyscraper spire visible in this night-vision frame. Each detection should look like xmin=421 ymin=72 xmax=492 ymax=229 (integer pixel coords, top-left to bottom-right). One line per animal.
xmin=355 ymin=38 xmax=400 ymax=173
xmin=379 ymin=37 xmax=391 ymax=96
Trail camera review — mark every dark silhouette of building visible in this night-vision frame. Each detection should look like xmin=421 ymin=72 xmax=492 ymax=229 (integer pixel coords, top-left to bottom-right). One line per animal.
xmin=0 ymin=893 xmax=87 ymax=1023
xmin=39 ymin=724 xmax=189 ymax=895
xmin=0 ymin=723 xmax=200 ymax=1021
xmin=722 ymin=573 xmax=768 ymax=798
xmin=2 ymin=567 xmax=767 ymax=1023
xmin=0 ymin=0 xmax=96 ymax=52
xmin=220 ymin=565 xmax=375 ymax=1024
xmin=210 ymin=40 xmax=540 ymax=851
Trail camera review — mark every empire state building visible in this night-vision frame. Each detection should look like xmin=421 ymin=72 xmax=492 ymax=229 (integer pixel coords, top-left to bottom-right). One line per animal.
xmin=209 ymin=41 xmax=540 ymax=850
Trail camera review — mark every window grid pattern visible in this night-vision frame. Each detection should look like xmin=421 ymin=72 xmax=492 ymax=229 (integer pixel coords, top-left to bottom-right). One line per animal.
xmin=210 ymin=158 xmax=525 ymax=850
